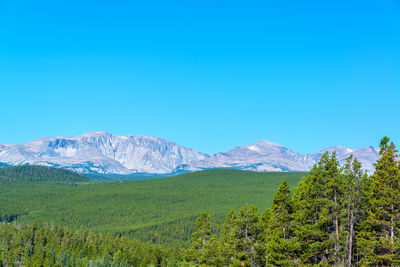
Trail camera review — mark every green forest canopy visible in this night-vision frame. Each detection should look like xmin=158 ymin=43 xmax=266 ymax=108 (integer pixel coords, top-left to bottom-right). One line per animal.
xmin=0 ymin=165 xmax=89 ymax=184
xmin=0 ymin=168 xmax=305 ymax=247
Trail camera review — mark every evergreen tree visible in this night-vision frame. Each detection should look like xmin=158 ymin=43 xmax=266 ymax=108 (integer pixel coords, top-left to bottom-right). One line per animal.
xmin=219 ymin=209 xmax=237 ymax=265
xmin=265 ymin=181 xmax=296 ymax=266
xmin=201 ymin=235 xmax=223 ymax=266
xmin=235 ymin=204 xmax=262 ymax=266
xmin=185 ymin=212 xmax=220 ymax=266
xmin=292 ymin=152 xmax=341 ymax=265
xmin=340 ymin=155 xmax=366 ymax=265
xmin=356 ymin=137 xmax=400 ymax=265
xmin=192 ymin=212 xmax=212 ymax=247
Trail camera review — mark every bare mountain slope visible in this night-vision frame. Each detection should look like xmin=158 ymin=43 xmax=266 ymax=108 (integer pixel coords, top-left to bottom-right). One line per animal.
xmin=0 ymin=133 xmax=379 ymax=174
xmin=177 ymin=141 xmax=379 ymax=174
xmin=0 ymin=132 xmax=208 ymax=174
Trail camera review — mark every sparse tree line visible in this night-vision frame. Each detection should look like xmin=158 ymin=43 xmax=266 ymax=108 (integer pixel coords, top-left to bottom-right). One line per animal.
xmin=186 ymin=137 xmax=400 ymax=266
xmin=1 ymin=137 xmax=399 ymax=266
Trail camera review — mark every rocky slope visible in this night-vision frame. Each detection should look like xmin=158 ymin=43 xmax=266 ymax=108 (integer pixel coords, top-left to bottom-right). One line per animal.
xmin=0 ymin=132 xmax=380 ymax=174
xmin=0 ymin=132 xmax=208 ymax=174
xmin=177 ymin=141 xmax=379 ymax=174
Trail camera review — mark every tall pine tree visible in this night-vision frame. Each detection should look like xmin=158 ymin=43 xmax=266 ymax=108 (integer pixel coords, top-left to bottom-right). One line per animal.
xmin=219 ymin=209 xmax=237 ymax=265
xmin=340 ymin=155 xmax=366 ymax=265
xmin=265 ymin=181 xmax=297 ymax=266
xmin=235 ymin=204 xmax=262 ymax=266
xmin=185 ymin=212 xmax=221 ymax=265
xmin=357 ymin=137 xmax=400 ymax=265
xmin=292 ymin=152 xmax=341 ymax=265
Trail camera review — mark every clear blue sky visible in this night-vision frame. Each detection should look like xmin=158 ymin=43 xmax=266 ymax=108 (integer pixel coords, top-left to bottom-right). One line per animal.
xmin=0 ymin=1 xmax=399 ymax=154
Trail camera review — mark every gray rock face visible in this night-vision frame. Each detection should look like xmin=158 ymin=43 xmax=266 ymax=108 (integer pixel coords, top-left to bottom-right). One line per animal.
xmin=0 ymin=132 xmax=208 ymax=174
xmin=178 ymin=141 xmax=379 ymax=174
xmin=0 ymin=132 xmax=380 ymax=174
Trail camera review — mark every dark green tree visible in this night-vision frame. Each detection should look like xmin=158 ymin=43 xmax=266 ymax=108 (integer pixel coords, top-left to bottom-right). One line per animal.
xmin=292 ymin=152 xmax=341 ymax=265
xmin=265 ymin=181 xmax=296 ymax=266
xmin=340 ymin=155 xmax=366 ymax=265
xmin=185 ymin=212 xmax=221 ymax=266
xmin=235 ymin=204 xmax=262 ymax=266
xmin=356 ymin=137 xmax=400 ymax=265
xmin=219 ymin=209 xmax=237 ymax=265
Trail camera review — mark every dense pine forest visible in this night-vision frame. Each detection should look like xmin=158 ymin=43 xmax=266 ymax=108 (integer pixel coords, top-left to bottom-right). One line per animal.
xmin=0 ymin=223 xmax=184 ymax=266
xmin=0 ymin=165 xmax=89 ymax=184
xmin=1 ymin=137 xmax=399 ymax=266
xmin=0 ymin=170 xmax=304 ymax=247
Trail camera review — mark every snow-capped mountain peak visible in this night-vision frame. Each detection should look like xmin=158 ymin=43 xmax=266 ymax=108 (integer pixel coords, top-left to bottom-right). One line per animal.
xmin=0 ymin=133 xmax=380 ymax=175
xmin=246 ymin=140 xmax=283 ymax=152
xmin=0 ymin=132 xmax=208 ymax=174
xmin=177 ymin=141 xmax=379 ymax=174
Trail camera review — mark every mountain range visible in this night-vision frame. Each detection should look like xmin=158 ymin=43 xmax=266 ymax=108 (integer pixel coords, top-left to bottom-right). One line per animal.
xmin=0 ymin=132 xmax=380 ymax=175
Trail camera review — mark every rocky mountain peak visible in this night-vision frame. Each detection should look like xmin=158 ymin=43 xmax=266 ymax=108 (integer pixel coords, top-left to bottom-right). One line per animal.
xmin=0 ymin=133 xmax=380 ymax=175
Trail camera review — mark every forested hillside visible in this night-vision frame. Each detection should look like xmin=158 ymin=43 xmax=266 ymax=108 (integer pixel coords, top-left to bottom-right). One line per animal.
xmin=0 ymin=169 xmax=305 ymax=247
xmin=0 ymin=165 xmax=89 ymax=184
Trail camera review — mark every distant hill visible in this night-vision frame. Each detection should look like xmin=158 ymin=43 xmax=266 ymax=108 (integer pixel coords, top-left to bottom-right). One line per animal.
xmin=0 ymin=165 xmax=90 ymax=184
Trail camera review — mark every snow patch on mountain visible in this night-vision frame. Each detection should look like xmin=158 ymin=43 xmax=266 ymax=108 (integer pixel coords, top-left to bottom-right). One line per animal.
xmin=0 ymin=133 xmax=380 ymax=174
xmin=0 ymin=132 xmax=208 ymax=174
xmin=177 ymin=141 xmax=379 ymax=174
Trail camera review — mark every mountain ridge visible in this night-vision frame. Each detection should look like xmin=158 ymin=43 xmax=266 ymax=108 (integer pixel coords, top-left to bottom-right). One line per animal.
xmin=0 ymin=132 xmax=379 ymax=175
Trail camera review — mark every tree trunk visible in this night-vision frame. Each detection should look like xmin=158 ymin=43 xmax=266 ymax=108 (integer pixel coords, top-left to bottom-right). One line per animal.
xmin=334 ymin=189 xmax=339 ymax=261
xmin=390 ymin=204 xmax=394 ymax=251
xmin=348 ymin=210 xmax=354 ymax=266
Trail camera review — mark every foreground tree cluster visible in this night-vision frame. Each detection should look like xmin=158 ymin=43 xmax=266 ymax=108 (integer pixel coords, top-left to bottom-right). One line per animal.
xmin=187 ymin=137 xmax=400 ymax=266
xmin=0 ymin=222 xmax=184 ymax=266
